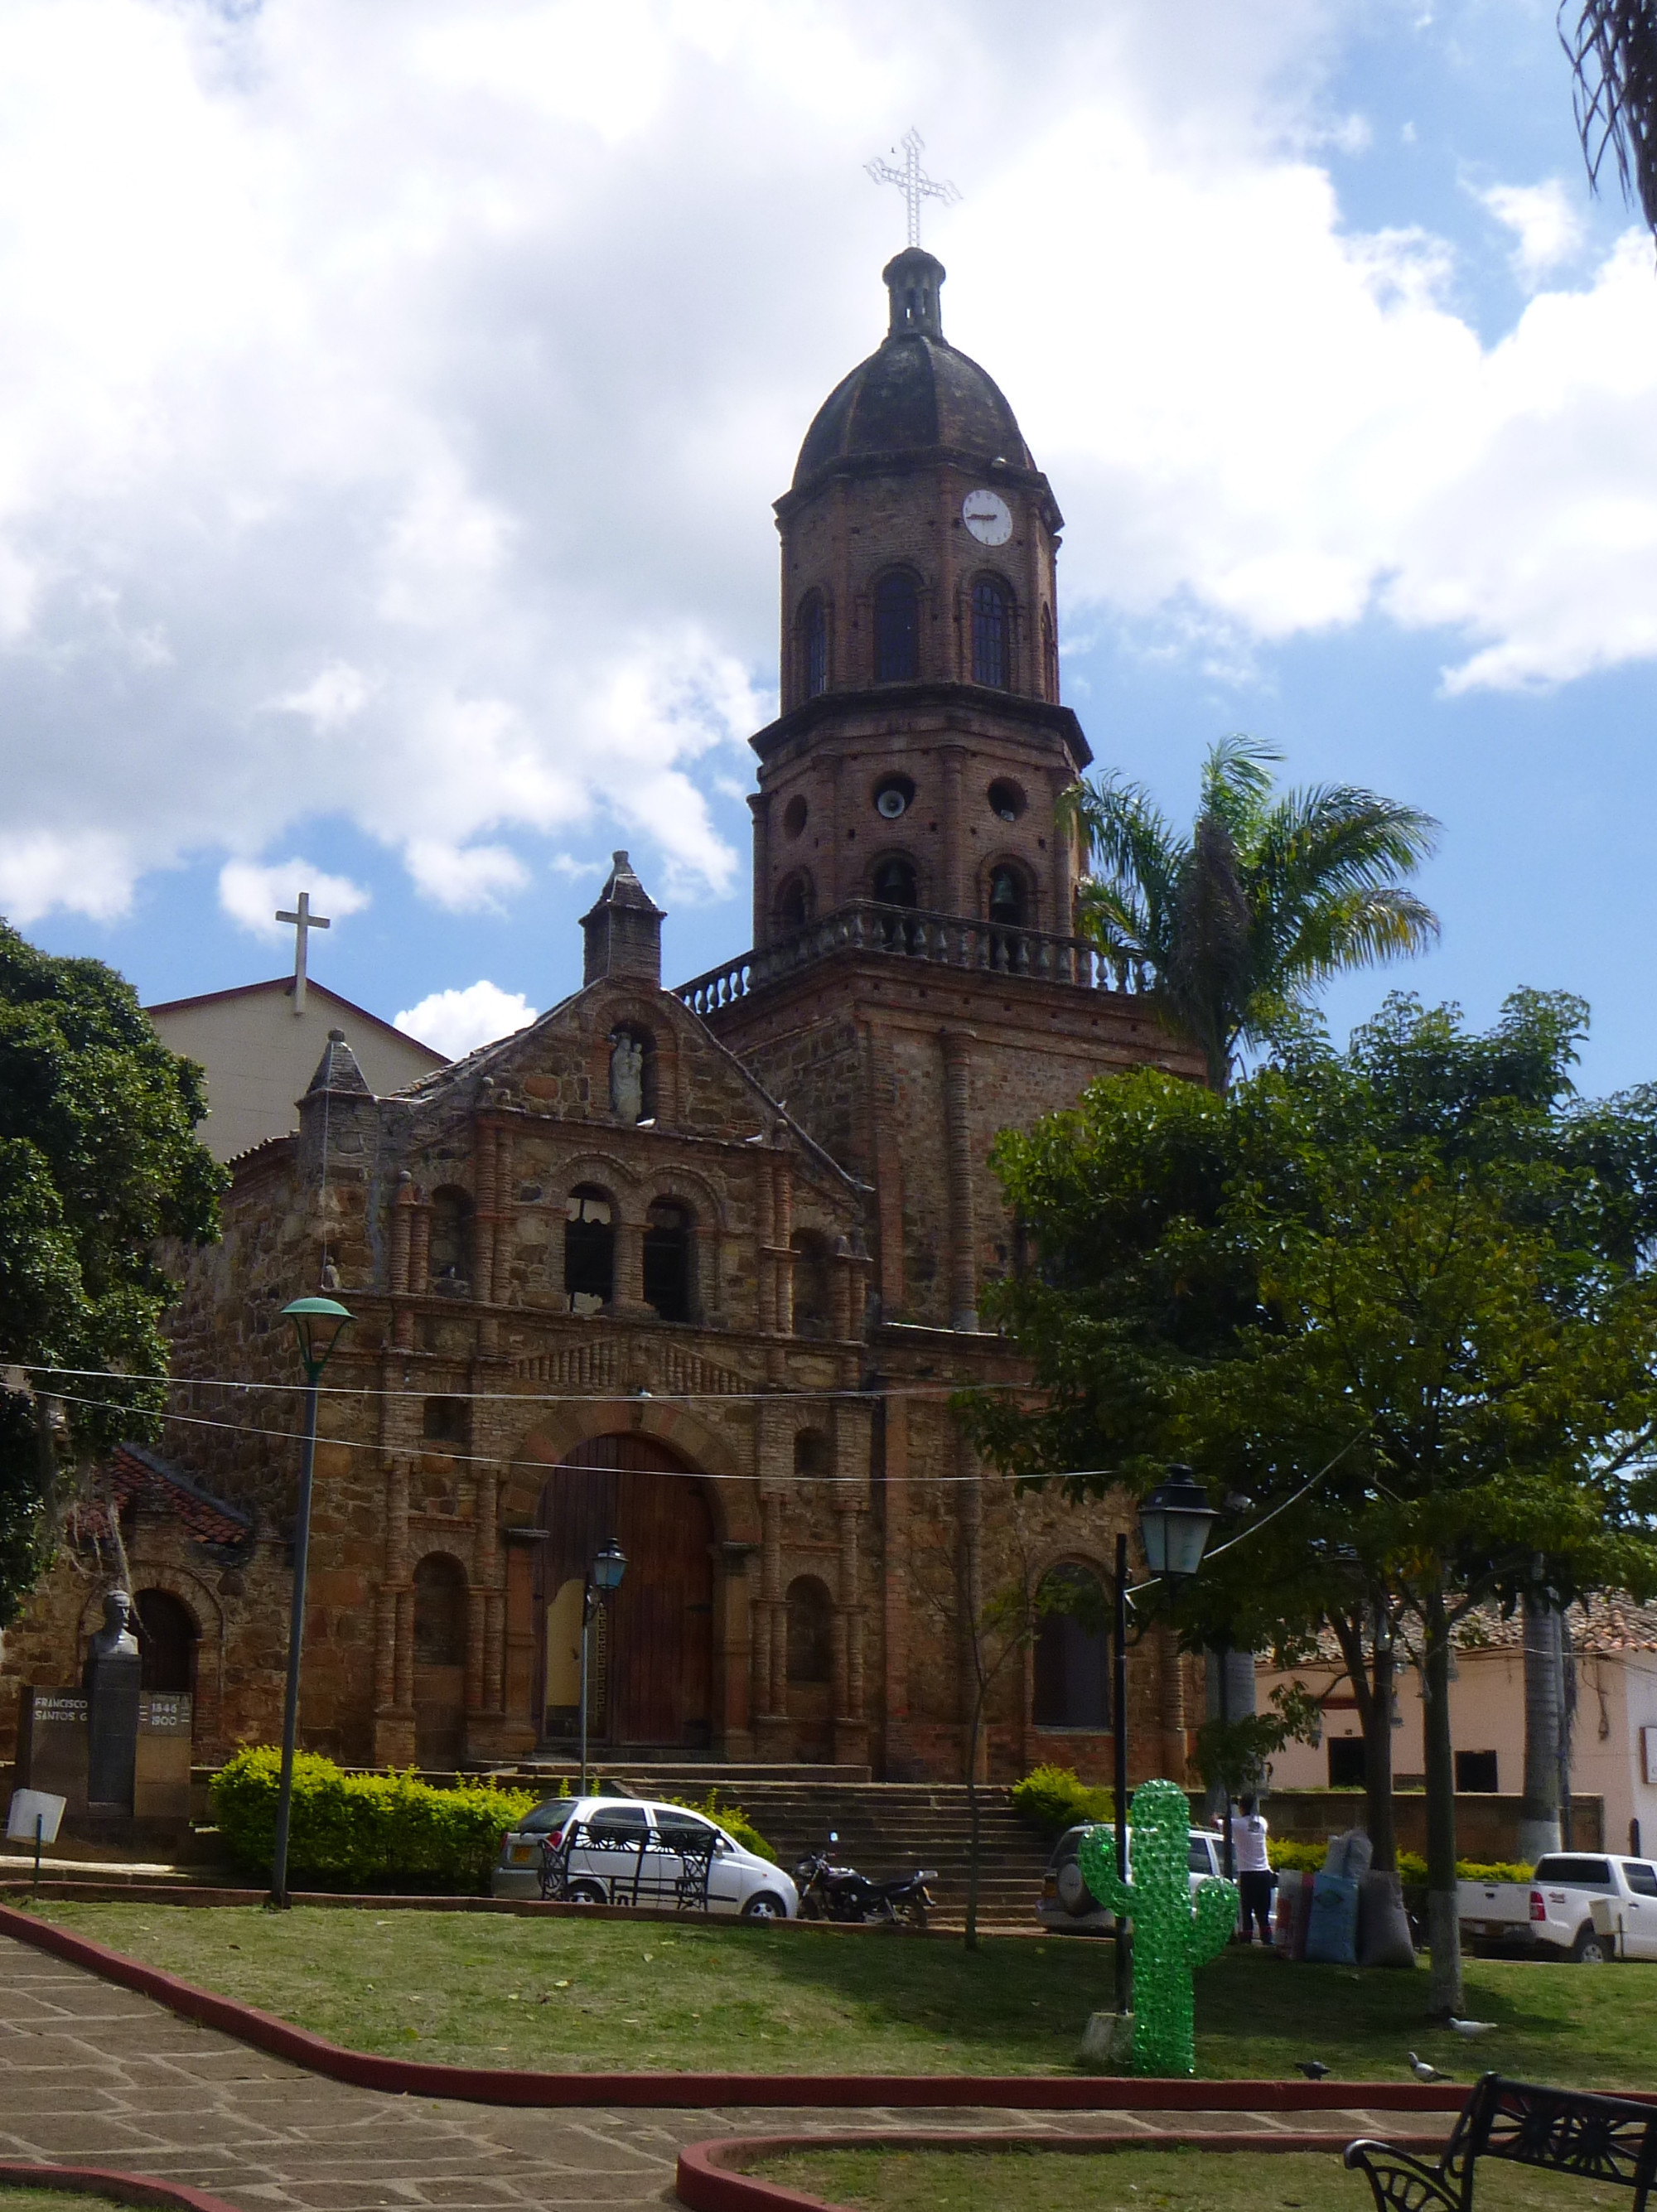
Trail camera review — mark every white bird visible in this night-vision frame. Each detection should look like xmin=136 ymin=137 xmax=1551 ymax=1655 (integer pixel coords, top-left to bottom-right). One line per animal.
xmin=1448 ymin=2017 xmax=1497 ymax=2040
xmin=1408 ymin=2052 xmax=1451 ymax=2082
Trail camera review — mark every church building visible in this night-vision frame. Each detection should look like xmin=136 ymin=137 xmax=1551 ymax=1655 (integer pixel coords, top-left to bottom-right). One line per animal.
xmin=1 ymin=248 xmax=1202 ymax=1787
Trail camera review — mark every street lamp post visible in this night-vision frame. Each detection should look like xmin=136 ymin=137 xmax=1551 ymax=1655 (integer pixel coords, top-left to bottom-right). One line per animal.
xmin=268 ymin=1295 xmax=354 ymax=1910
xmin=578 ymin=1538 xmax=626 ymax=1794
xmin=1112 ymin=1466 xmax=1220 ymax=2018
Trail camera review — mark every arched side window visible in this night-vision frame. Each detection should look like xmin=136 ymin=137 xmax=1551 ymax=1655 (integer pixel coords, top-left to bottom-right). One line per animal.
xmin=800 ymin=592 xmax=828 ymax=698
xmin=643 ymin=1198 xmax=692 ymax=1323
xmin=1041 ymin=605 xmax=1057 ymax=700
xmin=1032 ymin=1564 xmax=1110 ymax=1729
xmin=873 ymin=571 xmax=920 ymax=683
xmin=564 ymin=1185 xmax=615 ymax=1312
xmin=786 ymin=1574 xmax=833 ymax=1683
xmin=972 ymin=577 xmax=1012 ymax=689
xmin=429 ymin=1185 xmax=473 ymax=1292
xmin=774 ymin=873 xmax=813 ymax=935
xmin=872 ymin=854 xmax=919 ymax=910
xmin=413 ymin=1553 xmax=467 ymax=1668
xmin=793 ymin=1425 xmax=831 ymax=1477
xmin=134 ymin=1587 xmax=197 ymax=1695
xmin=791 ymin=1230 xmax=831 ymax=1337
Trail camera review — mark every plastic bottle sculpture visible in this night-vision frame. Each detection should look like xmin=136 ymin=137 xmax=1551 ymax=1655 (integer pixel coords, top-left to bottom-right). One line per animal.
xmin=1079 ymin=1776 xmax=1239 ymax=2077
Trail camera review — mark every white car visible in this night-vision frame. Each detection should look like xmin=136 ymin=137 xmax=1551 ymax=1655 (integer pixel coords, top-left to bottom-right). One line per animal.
xmin=1038 ymin=1823 xmax=1230 ymax=1934
xmin=490 ymin=1794 xmax=799 ymax=1920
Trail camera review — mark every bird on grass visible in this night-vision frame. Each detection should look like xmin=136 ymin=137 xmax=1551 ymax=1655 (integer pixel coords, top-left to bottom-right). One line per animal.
xmin=1448 ymin=2017 xmax=1497 ymax=2040
xmin=1408 ymin=2052 xmax=1451 ymax=2083
xmin=1295 ymin=2060 xmax=1331 ymax=2080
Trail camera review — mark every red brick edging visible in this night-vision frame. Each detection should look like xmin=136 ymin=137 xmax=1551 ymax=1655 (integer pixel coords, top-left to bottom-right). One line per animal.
xmin=0 ymin=1901 xmax=1468 ymax=2114
xmin=674 ymin=2129 xmax=1456 ymax=2212
xmin=0 ymin=2161 xmax=243 ymax=2212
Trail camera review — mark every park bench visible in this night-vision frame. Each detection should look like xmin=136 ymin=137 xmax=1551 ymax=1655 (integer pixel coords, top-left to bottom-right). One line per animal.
xmin=539 ymin=1815 xmax=714 ymax=1912
xmin=1345 ymin=2072 xmax=1657 ymax=2209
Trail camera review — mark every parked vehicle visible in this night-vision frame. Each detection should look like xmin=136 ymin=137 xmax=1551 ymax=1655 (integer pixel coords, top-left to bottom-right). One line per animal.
xmin=792 ymin=1834 xmax=938 ymax=1927
xmin=1037 ymin=1823 xmax=1229 ymax=1935
xmin=1459 ymin=1852 xmax=1657 ymax=1962
xmin=491 ymin=1794 xmax=798 ymax=1919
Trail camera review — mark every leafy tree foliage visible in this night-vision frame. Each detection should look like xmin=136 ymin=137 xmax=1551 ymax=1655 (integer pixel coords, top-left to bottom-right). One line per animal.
xmin=0 ymin=921 xmax=223 ymax=1623
xmin=1061 ymin=736 xmax=1439 ymax=1089
xmin=967 ymin=991 xmax=1657 ymax=2014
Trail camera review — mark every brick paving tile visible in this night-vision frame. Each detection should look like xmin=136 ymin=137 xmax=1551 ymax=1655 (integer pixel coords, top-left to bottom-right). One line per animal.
xmin=0 ymin=1930 xmax=1442 ymax=2212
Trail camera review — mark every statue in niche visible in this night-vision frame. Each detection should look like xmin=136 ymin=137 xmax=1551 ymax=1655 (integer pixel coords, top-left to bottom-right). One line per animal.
xmin=611 ymin=1031 xmax=645 ymax=1124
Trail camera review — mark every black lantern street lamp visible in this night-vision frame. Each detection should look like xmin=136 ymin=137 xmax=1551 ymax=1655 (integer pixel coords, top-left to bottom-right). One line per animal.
xmin=1110 ymin=1466 xmax=1219 ymax=2017
xmin=579 ymin=1537 xmax=627 ymax=1794
xmin=269 ymin=1295 xmax=354 ymax=1909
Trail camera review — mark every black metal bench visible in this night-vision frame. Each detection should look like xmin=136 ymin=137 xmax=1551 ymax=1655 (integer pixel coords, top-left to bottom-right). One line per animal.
xmin=539 ymin=1816 xmax=717 ymax=1912
xmin=1345 ymin=2072 xmax=1657 ymax=2209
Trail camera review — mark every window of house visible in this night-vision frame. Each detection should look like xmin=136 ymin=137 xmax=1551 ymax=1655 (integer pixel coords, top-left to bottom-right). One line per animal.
xmin=564 ymin=1186 xmax=615 ymax=1311
xmin=786 ymin=1575 xmax=833 ymax=1682
xmin=1031 ymin=1564 xmax=1109 ymax=1728
xmin=872 ymin=855 xmax=918 ymax=908
xmin=873 ymin=572 xmax=919 ymax=682
xmin=1456 ymin=1749 xmax=1500 ymax=1794
xmin=423 ymin=1395 xmax=468 ymax=1445
xmin=1327 ymin=1736 xmax=1366 ymax=1788
xmin=429 ymin=1186 xmax=473 ymax=1290
xmin=413 ymin=1554 xmax=466 ymax=1667
xmin=643 ymin=1200 xmax=691 ymax=1322
xmin=972 ymin=577 xmax=1011 ymax=688
xmin=800 ymin=593 xmax=828 ymax=698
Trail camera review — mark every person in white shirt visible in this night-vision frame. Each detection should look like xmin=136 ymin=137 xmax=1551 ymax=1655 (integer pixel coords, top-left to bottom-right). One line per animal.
xmin=1234 ymin=1793 xmax=1274 ymax=1944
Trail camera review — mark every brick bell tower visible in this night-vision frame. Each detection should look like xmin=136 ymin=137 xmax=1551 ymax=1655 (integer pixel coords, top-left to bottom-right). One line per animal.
xmin=679 ymin=249 xmax=1182 ymax=1334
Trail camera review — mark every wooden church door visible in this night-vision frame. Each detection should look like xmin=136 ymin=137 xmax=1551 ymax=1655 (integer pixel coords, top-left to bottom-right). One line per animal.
xmin=535 ymin=1436 xmax=714 ymax=1750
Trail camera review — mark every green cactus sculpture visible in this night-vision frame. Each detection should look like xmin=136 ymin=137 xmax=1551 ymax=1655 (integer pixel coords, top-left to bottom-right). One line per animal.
xmin=1079 ymin=1776 xmax=1239 ymax=2077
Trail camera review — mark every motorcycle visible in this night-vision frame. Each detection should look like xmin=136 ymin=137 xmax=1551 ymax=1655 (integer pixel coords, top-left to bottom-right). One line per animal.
xmin=792 ymin=1832 xmax=938 ymax=1929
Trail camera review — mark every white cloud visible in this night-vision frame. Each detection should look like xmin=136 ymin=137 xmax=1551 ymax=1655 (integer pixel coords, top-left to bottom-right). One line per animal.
xmin=395 ymin=979 xmax=536 ymax=1058
xmin=218 ymin=858 xmax=372 ymax=940
xmin=2 ymin=0 xmax=1657 ymax=933
xmin=1478 ymin=178 xmax=1584 ymax=286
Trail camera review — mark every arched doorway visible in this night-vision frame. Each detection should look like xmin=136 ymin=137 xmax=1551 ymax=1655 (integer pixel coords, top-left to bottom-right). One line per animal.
xmin=134 ymin=1587 xmax=198 ymax=1696
xmin=413 ymin=1553 xmax=467 ymax=1770
xmin=535 ymin=1435 xmax=714 ymax=1751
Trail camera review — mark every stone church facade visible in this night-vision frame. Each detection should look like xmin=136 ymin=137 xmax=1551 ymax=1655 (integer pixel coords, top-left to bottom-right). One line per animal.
xmin=2 ymin=249 xmax=1201 ymax=1787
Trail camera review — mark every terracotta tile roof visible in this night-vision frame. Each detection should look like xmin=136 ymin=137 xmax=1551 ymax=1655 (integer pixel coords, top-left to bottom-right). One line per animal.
xmin=1273 ymin=1593 xmax=1657 ymax=1670
xmin=74 ymin=1444 xmax=253 ymax=1551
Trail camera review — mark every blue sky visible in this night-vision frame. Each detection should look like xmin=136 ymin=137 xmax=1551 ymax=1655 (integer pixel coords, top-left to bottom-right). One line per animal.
xmin=11 ymin=0 xmax=1657 ymax=1090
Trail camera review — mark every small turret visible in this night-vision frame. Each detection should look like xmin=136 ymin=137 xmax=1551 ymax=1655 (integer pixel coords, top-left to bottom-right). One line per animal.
xmin=581 ymin=851 xmax=664 ymax=988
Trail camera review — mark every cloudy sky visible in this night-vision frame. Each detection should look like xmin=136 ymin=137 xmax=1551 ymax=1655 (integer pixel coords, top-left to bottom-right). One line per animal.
xmin=8 ymin=0 xmax=1657 ymax=1082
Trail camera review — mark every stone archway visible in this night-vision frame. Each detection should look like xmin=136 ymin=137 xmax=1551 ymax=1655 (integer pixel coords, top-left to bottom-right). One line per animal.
xmin=534 ymin=1434 xmax=714 ymax=1751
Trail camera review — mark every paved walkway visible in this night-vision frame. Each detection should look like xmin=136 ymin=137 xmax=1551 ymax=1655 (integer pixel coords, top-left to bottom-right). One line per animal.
xmin=0 ymin=1934 xmax=1439 ymax=2212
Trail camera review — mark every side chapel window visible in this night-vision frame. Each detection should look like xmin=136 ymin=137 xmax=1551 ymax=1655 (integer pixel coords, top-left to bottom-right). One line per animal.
xmin=643 ymin=1199 xmax=691 ymax=1322
xmin=564 ymin=1186 xmax=614 ymax=1312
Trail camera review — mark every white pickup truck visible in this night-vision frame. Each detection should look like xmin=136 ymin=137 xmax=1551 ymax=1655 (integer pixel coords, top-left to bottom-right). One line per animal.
xmin=1459 ymin=1851 xmax=1657 ymax=1963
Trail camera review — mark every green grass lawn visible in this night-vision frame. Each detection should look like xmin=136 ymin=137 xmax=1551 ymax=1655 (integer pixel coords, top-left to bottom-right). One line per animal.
xmin=0 ymin=2195 xmax=141 ymax=2212
xmin=755 ymin=2147 xmax=1619 ymax=2211
xmin=29 ymin=1902 xmax=1657 ymax=2084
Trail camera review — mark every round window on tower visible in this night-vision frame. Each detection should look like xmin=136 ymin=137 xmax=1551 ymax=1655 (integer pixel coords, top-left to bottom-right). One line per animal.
xmin=988 ymin=779 xmax=1027 ymax=823
xmin=874 ymin=775 xmax=915 ymax=820
xmin=783 ymin=794 xmax=808 ymax=839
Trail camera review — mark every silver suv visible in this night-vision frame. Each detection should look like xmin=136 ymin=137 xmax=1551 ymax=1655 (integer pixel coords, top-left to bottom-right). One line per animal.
xmin=490 ymin=1794 xmax=799 ymax=1919
xmin=1038 ymin=1823 xmax=1229 ymax=1934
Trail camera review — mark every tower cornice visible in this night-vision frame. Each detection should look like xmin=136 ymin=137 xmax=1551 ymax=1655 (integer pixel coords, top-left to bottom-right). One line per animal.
xmin=776 ymin=447 xmax=1062 ymax=533
xmin=749 ymin=679 xmax=1092 ymax=773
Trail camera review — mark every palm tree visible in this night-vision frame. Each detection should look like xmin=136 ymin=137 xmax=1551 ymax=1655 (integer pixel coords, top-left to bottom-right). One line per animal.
xmin=1062 ymin=735 xmax=1440 ymax=1090
xmin=1563 ymin=1 xmax=1657 ymax=236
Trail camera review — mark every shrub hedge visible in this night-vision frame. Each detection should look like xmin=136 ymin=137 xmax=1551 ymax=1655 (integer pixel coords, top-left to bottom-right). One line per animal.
xmin=664 ymin=1786 xmax=778 ymax=1863
xmin=211 ymin=1746 xmax=534 ymax=1890
xmin=1264 ymin=1835 xmax=1532 ymax=1884
xmin=1010 ymin=1763 xmax=1114 ymax=1836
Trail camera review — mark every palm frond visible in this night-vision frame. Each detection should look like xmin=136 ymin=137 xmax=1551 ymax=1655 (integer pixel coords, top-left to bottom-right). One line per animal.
xmin=1278 ymin=888 xmax=1442 ymax=992
xmin=1200 ymin=734 xmax=1282 ymax=846
xmin=1563 ymin=0 xmax=1657 ymax=234
xmin=1072 ymin=878 xmax=1155 ymax=964
xmin=1063 ymin=773 xmax=1186 ymax=964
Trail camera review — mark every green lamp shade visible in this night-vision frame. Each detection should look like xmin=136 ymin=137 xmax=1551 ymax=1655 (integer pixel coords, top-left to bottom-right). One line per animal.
xmin=281 ymin=1295 xmax=355 ymax=1370
xmin=590 ymin=1537 xmax=627 ymax=1592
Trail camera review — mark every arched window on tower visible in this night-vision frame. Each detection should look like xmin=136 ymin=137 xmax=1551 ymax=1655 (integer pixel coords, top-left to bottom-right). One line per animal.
xmin=800 ymin=592 xmax=828 ymax=699
xmin=987 ymin=862 xmax=1030 ymax=968
xmin=1041 ymin=605 xmax=1057 ymax=701
xmin=972 ymin=577 xmax=1012 ymax=689
xmin=774 ymin=873 xmax=813 ymax=935
xmin=873 ymin=855 xmax=918 ymax=909
xmin=564 ymin=1186 xmax=614 ymax=1313
xmin=873 ymin=572 xmax=919 ymax=683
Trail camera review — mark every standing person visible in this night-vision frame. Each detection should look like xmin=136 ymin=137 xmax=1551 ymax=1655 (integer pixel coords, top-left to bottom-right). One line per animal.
xmin=1234 ymin=1793 xmax=1274 ymax=1945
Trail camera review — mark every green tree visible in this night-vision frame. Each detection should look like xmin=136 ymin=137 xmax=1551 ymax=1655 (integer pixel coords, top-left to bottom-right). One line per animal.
xmin=1062 ymin=735 xmax=1439 ymax=1090
xmin=967 ymin=993 xmax=1657 ymax=2016
xmin=0 ymin=920 xmax=224 ymax=1622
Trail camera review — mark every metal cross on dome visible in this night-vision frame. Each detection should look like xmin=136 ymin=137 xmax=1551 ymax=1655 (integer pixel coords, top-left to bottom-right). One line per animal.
xmin=865 ymin=128 xmax=960 ymax=249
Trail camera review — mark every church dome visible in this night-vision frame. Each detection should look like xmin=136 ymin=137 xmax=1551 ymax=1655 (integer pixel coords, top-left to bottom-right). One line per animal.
xmin=792 ymin=249 xmax=1035 ymax=490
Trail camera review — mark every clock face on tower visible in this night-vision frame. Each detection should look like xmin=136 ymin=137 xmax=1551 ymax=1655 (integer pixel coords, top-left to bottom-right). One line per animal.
xmin=962 ymin=488 xmax=1012 ymax=545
